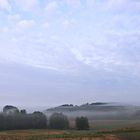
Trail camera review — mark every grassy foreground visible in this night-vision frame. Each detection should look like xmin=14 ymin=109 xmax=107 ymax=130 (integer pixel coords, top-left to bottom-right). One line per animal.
xmin=0 ymin=129 xmax=139 ymax=140
xmin=116 ymin=131 xmax=140 ymax=140
xmin=0 ymin=120 xmax=140 ymax=140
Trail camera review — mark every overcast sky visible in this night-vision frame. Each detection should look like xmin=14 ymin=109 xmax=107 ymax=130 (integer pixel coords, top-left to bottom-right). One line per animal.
xmin=0 ymin=0 xmax=140 ymax=107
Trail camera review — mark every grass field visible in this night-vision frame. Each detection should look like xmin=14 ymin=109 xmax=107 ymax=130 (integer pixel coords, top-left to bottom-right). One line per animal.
xmin=0 ymin=129 xmax=117 ymax=140
xmin=0 ymin=129 xmax=140 ymax=140
xmin=116 ymin=132 xmax=140 ymax=140
xmin=69 ymin=119 xmax=140 ymax=131
xmin=0 ymin=120 xmax=139 ymax=140
xmin=90 ymin=120 xmax=140 ymax=131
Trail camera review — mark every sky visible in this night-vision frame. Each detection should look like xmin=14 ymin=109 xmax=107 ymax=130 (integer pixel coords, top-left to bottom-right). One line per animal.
xmin=0 ymin=0 xmax=140 ymax=107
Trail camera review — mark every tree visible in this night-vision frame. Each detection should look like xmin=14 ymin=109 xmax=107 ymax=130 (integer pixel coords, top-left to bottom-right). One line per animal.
xmin=32 ymin=111 xmax=47 ymax=129
xmin=20 ymin=109 xmax=27 ymax=114
xmin=3 ymin=105 xmax=19 ymax=114
xmin=0 ymin=109 xmax=47 ymax=130
xmin=49 ymin=113 xmax=69 ymax=129
xmin=75 ymin=116 xmax=89 ymax=130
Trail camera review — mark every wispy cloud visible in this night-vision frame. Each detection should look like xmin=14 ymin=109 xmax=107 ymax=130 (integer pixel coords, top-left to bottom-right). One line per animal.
xmin=0 ymin=0 xmax=11 ymax=11
xmin=0 ymin=0 xmax=140 ymax=105
xmin=45 ymin=1 xmax=58 ymax=13
xmin=17 ymin=19 xmax=35 ymax=30
xmin=13 ymin=0 xmax=39 ymax=11
xmin=66 ymin=0 xmax=81 ymax=8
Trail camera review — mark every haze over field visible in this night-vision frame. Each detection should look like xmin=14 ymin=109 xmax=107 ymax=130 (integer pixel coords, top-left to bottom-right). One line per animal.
xmin=0 ymin=0 xmax=140 ymax=106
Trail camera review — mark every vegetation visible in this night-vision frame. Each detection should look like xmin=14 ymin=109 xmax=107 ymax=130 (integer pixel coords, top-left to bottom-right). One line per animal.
xmin=0 ymin=105 xmax=92 ymax=131
xmin=0 ymin=111 xmax=47 ymax=130
xmin=0 ymin=105 xmax=140 ymax=139
xmin=3 ymin=105 xmax=19 ymax=114
xmin=116 ymin=131 xmax=140 ymax=140
xmin=0 ymin=105 xmax=47 ymax=130
xmin=49 ymin=113 xmax=69 ymax=129
xmin=46 ymin=102 xmax=140 ymax=120
xmin=0 ymin=128 xmax=139 ymax=140
xmin=75 ymin=116 xmax=89 ymax=130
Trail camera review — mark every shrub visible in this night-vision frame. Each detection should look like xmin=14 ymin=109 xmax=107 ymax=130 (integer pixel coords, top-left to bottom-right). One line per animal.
xmin=49 ymin=113 xmax=69 ymax=129
xmin=75 ymin=116 xmax=89 ymax=130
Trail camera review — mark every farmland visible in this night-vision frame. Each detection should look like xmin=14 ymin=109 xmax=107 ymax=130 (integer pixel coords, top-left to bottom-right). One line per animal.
xmin=0 ymin=129 xmax=120 ymax=140
xmin=0 ymin=104 xmax=139 ymax=139
xmin=0 ymin=119 xmax=139 ymax=140
xmin=116 ymin=132 xmax=140 ymax=140
xmin=0 ymin=129 xmax=139 ymax=140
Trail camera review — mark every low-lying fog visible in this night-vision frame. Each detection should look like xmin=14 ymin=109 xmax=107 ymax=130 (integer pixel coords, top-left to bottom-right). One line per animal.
xmin=45 ymin=103 xmax=140 ymax=120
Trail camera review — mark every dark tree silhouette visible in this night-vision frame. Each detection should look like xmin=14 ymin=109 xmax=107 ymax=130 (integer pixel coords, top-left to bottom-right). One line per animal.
xmin=75 ymin=116 xmax=89 ymax=130
xmin=3 ymin=105 xmax=19 ymax=114
xmin=0 ymin=110 xmax=47 ymax=130
xmin=20 ymin=109 xmax=27 ymax=114
xmin=49 ymin=113 xmax=69 ymax=129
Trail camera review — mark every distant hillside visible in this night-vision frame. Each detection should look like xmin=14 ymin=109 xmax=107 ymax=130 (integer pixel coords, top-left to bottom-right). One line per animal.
xmin=47 ymin=102 xmax=125 ymax=112
xmin=45 ymin=102 xmax=140 ymax=120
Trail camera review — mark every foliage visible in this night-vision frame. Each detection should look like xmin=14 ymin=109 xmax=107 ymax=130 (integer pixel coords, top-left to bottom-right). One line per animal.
xmin=0 ymin=111 xmax=47 ymax=130
xmin=49 ymin=113 xmax=69 ymax=129
xmin=3 ymin=105 xmax=19 ymax=114
xmin=75 ymin=116 xmax=89 ymax=130
xmin=20 ymin=109 xmax=27 ymax=114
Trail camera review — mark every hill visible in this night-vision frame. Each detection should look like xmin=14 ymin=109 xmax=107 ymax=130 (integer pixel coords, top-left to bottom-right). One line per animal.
xmin=45 ymin=102 xmax=140 ymax=120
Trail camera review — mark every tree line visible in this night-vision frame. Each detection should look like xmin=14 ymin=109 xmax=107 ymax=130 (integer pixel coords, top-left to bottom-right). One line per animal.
xmin=0 ymin=105 xmax=89 ymax=130
xmin=0 ymin=112 xmax=47 ymax=130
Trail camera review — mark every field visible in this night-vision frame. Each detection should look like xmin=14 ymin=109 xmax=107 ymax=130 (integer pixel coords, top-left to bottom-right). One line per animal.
xmin=90 ymin=120 xmax=140 ymax=131
xmin=0 ymin=129 xmax=120 ymax=140
xmin=0 ymin=120 xmax=139 ymax=140
xmin=116 ymin=132 xmax=140 ymax=140
xmin=0 ymin=129 xmax=140 ymax=140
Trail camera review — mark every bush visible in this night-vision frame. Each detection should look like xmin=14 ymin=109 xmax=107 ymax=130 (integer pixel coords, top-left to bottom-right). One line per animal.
xmin=75 ymin=116 xmax=89 ymax=130
xmin=49 ymin=113 xmax=69 ymax=129
xmin=0 ymin=111 xmax=47 ymax=130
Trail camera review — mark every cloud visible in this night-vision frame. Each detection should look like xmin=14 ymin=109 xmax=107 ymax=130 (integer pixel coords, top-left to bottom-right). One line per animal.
xmin=17 ymin=19 xmax=35 ymax=30
xmin=86 ymin=0 xmax=95 ymax=8
xmin=8 ymin=14 xmax=20 ymax=21
xmin=0 ymin=35 xmax=80 ymax=73
xmin=42 ymin=22 xmax=50 ymax=29
xmin=62 ymin=19 xmax=76 ymax=28
xmin=105 ymin=0 xmax=140 ymax=13
xmin=66 ymin=0 xmax=81 ymax=8
xmin=0 ymin=0 xmax=11 ymax=11
xmin=14 ymin=0 xmax=39 ymax=11
xmin=107 ymin=0 xmax=127 ymax=9
xmin=1 ymin=26 xmax=9 ymax=32
xmin=71 ymin=31 xmax=140 ymax=78
xmin=45 ymin=1 xmax=58 ymax=13
xmin=0 ymin=0 xmax=140 ymax=105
